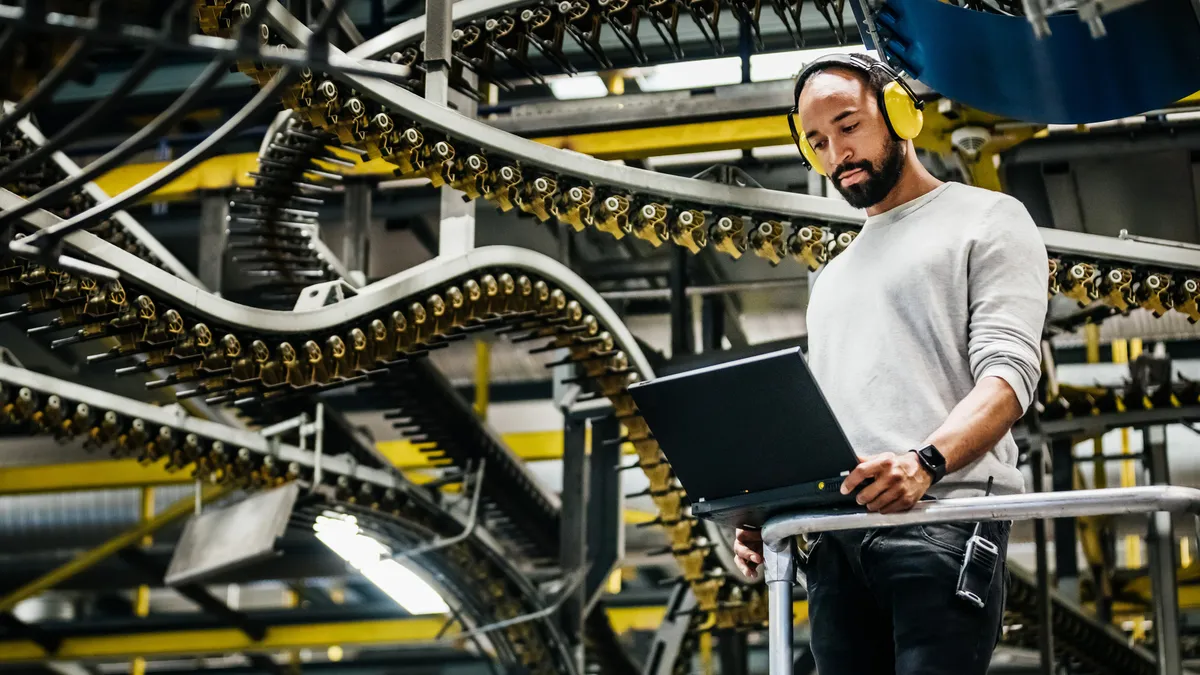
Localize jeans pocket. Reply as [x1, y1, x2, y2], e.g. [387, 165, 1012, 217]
[917, 522, 975, 557]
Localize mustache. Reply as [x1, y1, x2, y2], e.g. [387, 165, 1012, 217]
[833, 161, 873, 182]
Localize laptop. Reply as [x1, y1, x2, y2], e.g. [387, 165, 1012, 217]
[626, 346, 866, 528]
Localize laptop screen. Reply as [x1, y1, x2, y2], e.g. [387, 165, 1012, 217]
[627, 347, 859, 502]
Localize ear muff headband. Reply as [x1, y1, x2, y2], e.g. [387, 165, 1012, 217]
[788, 54, 924, 176]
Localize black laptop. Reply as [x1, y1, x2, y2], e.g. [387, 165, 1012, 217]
[626, 346, 865, 528]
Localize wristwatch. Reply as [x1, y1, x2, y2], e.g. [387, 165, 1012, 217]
[911, 444, 947, 484]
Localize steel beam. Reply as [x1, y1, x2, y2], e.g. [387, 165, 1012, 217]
[1052, 438, 1080, 602]
[586, 414, 624, 610]
[198, 192, 230, 293]
[1144, 425, 1182, 675]
[0, 484, 231, 613]
[342, 179, 372, 284]
[560, 410, 588, 667]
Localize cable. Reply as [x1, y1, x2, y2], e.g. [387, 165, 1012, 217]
[0, 0, 192, 187]
[0, 0, 273, 230]
[6, 0, 350, 242]
[0, 24, 95, 141]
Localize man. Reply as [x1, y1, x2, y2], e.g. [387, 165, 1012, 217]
[733, 53, 1048, 674]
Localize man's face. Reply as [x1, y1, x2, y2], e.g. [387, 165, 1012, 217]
[797, 68, 905, 209]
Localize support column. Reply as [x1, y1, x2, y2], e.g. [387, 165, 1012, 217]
[765, 539, 795, 675]
[700, 295, 725, 352]
[1031, 443, 1055, 675]
[424, 0, 476, 258]
[342, 180, 371, 286]
[1051, 438, 1079, 602]
[560, 413, 588, 671]
[198, 192, 229, 293]
[717, 629, 749, 675]
[669, 247, 693, 358]
[1144, 425, 1181, 675]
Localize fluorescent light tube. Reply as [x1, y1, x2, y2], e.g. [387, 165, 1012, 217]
[314, 512, 450, 616]
[548, 74, 609, 100]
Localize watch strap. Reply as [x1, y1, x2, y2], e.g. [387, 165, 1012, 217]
[912, 444, 947, 484]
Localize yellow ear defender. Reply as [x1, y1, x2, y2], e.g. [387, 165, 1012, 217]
[787, 53, 924, 176]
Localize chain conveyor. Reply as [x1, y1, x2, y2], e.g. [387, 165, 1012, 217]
[2, 4, 1199, 672]
[0, 362, 579, 675]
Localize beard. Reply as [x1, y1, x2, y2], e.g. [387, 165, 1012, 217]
[830, 137, 905, 209]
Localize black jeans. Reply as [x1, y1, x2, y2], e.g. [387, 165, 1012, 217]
[801, 520, 1010, 675]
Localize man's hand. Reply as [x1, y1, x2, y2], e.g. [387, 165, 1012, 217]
[840, 451, 932, 513]
[733, 527, 763, 579]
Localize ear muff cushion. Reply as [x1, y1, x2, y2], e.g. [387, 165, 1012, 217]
[881, 80, 923, 140]
[797, 130, 827, 176]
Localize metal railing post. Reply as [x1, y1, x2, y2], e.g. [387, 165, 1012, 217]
[764, 538, 795, 675]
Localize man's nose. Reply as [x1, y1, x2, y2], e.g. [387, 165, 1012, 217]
[826, 139, 852, 172]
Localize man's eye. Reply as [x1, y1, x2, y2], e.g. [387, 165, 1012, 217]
[843, 123, 858, 133]
[813, 140, 827, 150]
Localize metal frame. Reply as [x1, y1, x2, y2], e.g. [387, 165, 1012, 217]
[10, 114, 203, 288]
[0, 363, 405, 495]
[760, 486, 1200, 675]
[1, 188, 656, 377]
[0, 6, 412, 82]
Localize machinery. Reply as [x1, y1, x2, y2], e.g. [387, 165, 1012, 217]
[1, 2, 1200, 674]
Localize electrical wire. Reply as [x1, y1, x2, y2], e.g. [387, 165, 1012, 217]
[0, 22, 96, 141]
[5, 0, 352, 242]
[0, 0, 193, 187]
[0, 0, 273, 230]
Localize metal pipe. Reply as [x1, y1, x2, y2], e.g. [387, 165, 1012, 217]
[1031, 445, 1054, 675]
[764, 539, 795, 675]
[761, 486, 1200, 545]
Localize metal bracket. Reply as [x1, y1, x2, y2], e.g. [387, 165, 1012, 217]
[293, 278, 360, 310]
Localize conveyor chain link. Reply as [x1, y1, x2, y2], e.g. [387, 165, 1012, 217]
[1001, 565, 1156, 675]
[365, 0, 849, 93]
[200, 4, 1200, 331]
[373, 361, 561, 560]
[0, 363, 572, 675]
[0, 128, 165, 269]
[228, 118, 355, 309]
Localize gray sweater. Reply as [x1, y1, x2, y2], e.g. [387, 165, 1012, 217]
[806, 182, 1048, 498]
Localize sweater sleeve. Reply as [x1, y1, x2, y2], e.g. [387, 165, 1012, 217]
[967, 196, 1048, 412]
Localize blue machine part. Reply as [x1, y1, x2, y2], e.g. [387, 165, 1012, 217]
[848, 0, 1200, 123]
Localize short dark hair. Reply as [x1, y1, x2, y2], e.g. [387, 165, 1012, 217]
[793, 53, 891, 105]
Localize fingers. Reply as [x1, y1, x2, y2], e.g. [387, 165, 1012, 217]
[735, 528, 762, 544]
[733, 537, 763, 566]
[841, 452, 894, 494]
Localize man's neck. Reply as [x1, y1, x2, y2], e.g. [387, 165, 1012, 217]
[864, 154, 943, 217]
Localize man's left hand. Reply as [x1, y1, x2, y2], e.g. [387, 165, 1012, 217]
[840, 451, 933, 513]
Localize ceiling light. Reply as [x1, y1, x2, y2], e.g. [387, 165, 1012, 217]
[314, 512, 450, 615]
[633, 57, 742, 92]
[548, 74, 609, 100]
[750, 46, 879, 83]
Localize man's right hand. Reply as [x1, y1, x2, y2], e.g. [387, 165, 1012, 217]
[733, 528, 763, 580]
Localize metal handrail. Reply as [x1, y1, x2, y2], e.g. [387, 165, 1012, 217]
[760, 485, 1200, 675]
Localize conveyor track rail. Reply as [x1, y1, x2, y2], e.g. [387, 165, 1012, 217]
[0, 361, 578, 675]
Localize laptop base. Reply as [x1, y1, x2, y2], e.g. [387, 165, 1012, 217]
[691, 476, 866, 529]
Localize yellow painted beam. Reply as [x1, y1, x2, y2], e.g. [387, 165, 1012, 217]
[0, 459, 195, 495]
[92, 153, 260, 202]
[534, 115, 794, 160]
[0, 603, 809, 663]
